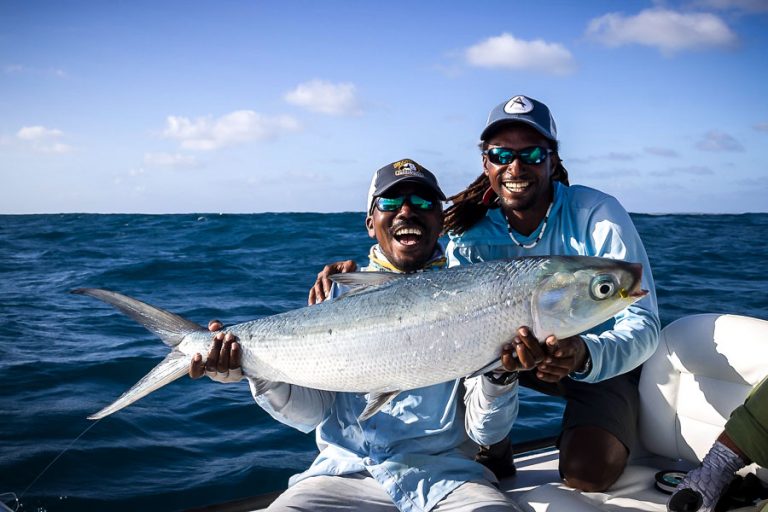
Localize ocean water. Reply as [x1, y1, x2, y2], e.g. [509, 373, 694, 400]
[1, 212, 766, 512]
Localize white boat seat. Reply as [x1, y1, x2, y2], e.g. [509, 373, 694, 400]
[506, 313, 768, 511]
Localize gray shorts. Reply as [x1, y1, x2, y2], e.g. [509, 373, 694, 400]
[518, 366, 641, 451]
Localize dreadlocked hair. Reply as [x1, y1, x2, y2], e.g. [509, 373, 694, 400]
[443, 173, 491, 236]
[443, 142, 570, 236]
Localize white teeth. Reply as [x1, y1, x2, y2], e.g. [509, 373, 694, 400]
[394, 227, 423, 236]
[503, 181, 531, 193]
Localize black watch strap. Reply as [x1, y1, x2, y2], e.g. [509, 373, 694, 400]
[484, 370, 519, 386]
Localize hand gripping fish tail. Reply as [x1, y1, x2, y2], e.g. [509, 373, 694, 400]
[71, 288, 208, 420]
[72, 256, 648, 422]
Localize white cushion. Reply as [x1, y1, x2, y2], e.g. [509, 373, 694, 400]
[509, 313, 768, 511]
[638, 314, 768, 463]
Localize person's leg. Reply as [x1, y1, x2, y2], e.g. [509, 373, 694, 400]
[475, 373, 562, 479]
[475, 438, 516, 479]
[557, 367, 641, 491]
[725, 375, 768, 466]
[558, 426, 629, 491]
[432, 480, 521, 512]
[267, 474, 396, 512]
[668, 376, 767, 512]
[478, 368, 640, 491]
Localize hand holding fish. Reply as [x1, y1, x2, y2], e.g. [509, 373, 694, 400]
[189, 321, 243, 383]
[499, 327, 589, 383]
[308, 260, 357, 305]
[539, 334, 589, 382]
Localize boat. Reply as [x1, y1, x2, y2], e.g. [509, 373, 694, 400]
[186, 312, 768, 512]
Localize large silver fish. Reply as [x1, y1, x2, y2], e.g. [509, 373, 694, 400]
[74, 256, 647, 421]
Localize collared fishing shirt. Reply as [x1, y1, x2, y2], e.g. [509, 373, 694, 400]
[446, 182, 660, 383]
[249, 244, 519, 512]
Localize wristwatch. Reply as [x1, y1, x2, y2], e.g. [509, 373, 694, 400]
[484, 370, 519, 386]
[572, 351, 592, 376]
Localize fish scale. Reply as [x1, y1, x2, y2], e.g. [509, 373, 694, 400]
[74, 255, 646, 420]
[226, 259, 546, 392]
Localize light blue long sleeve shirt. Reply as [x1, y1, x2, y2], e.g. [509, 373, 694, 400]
[446, 182, 660, 383]
[249, 251, 519, 512]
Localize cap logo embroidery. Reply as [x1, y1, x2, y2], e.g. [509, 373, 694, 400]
[503, 95, 533, 114]
[392, 160, 424, 177]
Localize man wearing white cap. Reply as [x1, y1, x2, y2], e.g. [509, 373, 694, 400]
[444, 95, 660, 491]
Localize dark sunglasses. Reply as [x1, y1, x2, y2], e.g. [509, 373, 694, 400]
[375, 194, 436, 212]
[483, 146, 552, 166]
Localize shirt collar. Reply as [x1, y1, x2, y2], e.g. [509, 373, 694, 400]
[366, 244, 447, 273]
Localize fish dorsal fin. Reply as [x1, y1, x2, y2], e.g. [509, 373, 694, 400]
[330, 272, 407, 299]
[88, 351, 190, 420]
[358, 390, 401, 421]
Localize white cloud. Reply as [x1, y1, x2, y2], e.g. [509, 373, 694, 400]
[143, 152, 200, 169]
[17, 126, 63, 141]
[603, 152, 636, 161]
[465, 33, 575, 75]
[567, 152, 637, 163]
[4, 64, 67, 78]
[283, 80, 362, 116]
[162, 110, 301, 151]
[644, 146, 680, 157]
[16, 125, 72, 153]
[692, 0, 768, 12]
[650, 165, 715, 176]
[695, 130, 744, 151]
[586, 9, 737, 54]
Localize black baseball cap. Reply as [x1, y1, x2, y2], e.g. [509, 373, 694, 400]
[480, 95, 558, 142]
[366, 159, 446, 213]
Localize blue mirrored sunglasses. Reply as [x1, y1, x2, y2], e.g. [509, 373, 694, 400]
[375, 194, 436, 212]
[483, 146, 552, 166]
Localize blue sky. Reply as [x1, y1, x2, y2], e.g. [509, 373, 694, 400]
[1, 0, 767, 214]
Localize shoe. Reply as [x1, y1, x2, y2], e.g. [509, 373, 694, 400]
[475, 437, 517, 479]
[668, 488, 704, 512]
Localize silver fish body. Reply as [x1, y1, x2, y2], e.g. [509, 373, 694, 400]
[75, 256, 646, 420]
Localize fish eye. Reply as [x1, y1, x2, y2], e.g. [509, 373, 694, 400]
[590, 275, 617, 300]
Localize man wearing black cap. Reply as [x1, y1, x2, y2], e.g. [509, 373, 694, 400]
[444, 95, 660, 492]
[195, 159, 522, 511]
[308, 158, 447, 302]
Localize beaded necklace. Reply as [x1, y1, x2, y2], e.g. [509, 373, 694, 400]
[507, 201, 553, 249]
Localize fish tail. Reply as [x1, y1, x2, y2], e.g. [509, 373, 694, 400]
[72, 288, 207, 420]
[72, 288, 204, 346]
[87, 352, 191, 420]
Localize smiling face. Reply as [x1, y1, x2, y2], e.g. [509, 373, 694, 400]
[483, 123, 559, 228]
[366, 183, 443, 272]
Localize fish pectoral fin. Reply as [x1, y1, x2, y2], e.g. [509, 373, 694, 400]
[249, 377, 280, 395]
[88, 351, 190, 420]
[465, 358, 503, 379]
[358, 390, 401, 421]
[331, 272, 407, 299]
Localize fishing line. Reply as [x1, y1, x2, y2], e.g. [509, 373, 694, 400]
[17, 418, 103, 502]
[0, 492, 19, 512]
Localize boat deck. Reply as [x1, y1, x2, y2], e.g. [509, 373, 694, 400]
[189, 445, 702, 512]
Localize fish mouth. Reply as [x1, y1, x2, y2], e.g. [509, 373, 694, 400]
[392, 224, 424, 247]
[624, 263, 646, 300]
[621, 288, 648, 299]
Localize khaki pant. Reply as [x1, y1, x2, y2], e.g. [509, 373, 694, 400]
[726, 375, 768, 466]
[266, 473, 520, 512]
